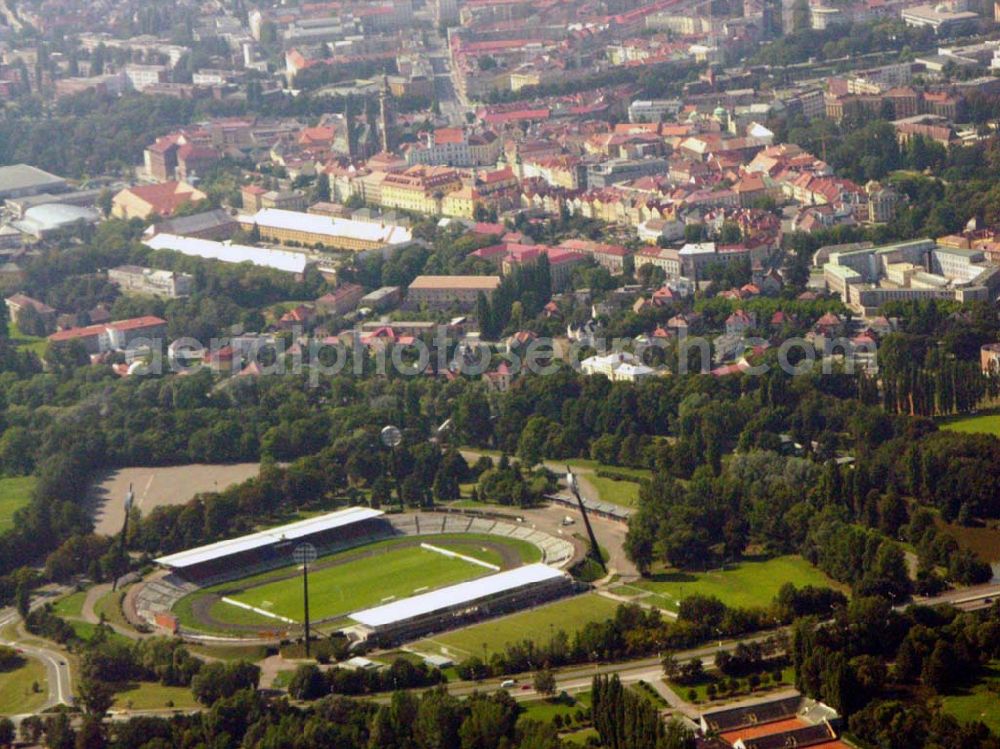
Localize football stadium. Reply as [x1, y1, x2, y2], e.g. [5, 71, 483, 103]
[133, 506, 578, 645]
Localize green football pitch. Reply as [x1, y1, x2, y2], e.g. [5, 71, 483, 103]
[228, 545, 488, 623]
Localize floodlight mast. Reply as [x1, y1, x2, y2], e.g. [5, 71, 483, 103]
[294, 543, 318, 657]
[566, 467, 606, 573]
[381, 425, 405, 511]
[112, 484, 134, 592]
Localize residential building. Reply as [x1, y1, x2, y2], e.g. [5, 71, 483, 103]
[379, 166, 463, 215]
[405, 128, 502, 168]
[5, 293, 56, 329]
[48, 316, 168, 354]
[112, 182, 207, 220]
[238, 208, 414, 253]
[407, 275, 501, 310]
[108, 265, 194, 298]
[315, 283, 365, 315]
[580, 352, 658, 382]
[125, 64, 168, 92]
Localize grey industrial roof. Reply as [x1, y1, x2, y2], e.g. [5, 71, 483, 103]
[0, 164, 67, 193]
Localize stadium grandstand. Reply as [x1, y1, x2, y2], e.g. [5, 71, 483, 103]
[154, 507, 390, 582]
[348, 563, 575, 644]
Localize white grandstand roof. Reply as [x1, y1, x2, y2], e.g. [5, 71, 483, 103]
[143, 233, 310, 274]
[350, 563, 566, 629]
[241, 208, 413, 246]
[154, 506, 384, 569]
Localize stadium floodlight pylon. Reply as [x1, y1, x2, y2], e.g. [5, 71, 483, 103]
[566, 467, 606, 574]
[293, 542, 318, 657]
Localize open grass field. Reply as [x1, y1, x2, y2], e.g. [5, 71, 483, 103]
[587, 475, 641, 507]
[940, 410, 1000, 437]
[620, 555, 843, 613]
[518, 691, 591, 725]
[941, 661, 1000, 735]
[113, 682, 198, 711]
[0, 476, 35, 533]
[0, 656, 48, 715]
[7, 321, 48, 357]
[413, 593, 623, 659]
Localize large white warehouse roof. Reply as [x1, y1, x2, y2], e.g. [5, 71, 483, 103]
[144, 233, 310, 274]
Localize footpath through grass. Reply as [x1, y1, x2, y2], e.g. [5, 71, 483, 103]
[0, 476, 35, 533]
[619, 555, 844, 613]
[413, 593, 622, 658]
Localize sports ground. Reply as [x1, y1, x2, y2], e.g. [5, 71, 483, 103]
[173, 533, 543, 633]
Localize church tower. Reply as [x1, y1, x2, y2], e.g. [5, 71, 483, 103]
[379, 75, 393, 154]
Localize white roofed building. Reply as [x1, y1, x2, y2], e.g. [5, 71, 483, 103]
[154, 507, 390, 581]
[144, 234, 312, 275]
[349, 563, 575, 644]
[238, 208, 414, 254]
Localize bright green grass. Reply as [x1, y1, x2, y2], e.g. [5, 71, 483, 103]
[0, 476, 35, 533]
[176, 534, 541, 631]
[7, 321, 48, 357]
[940, 410, 1000, 436]
[668, 665, 794, 703]
[414, 593, 623, 658]
[430, 536, 541, 567]
[563, 728, 599, 745]
[231, 545, 486, 622]
[113, 682, 198, 710]
[565, 459, 652, 481]
[518, 691, 591, 724]
[587, 475, 640, 507]
[941, 661, 1000, 734]
[627, 555, 844, 613]
[51, 590, 87, 619]
[0, 656, 48, 715]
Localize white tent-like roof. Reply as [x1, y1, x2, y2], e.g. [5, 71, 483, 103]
[154, 507, 384, 569]
[350, 563, 567, 629]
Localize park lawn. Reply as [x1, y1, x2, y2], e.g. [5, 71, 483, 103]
[518, 691, 591, 725]
[562, 728, 599, 746]
[51, 590, 87, 619]
[587, 475, 641, 507]
[565, 459, 652, 482]
[627, 555, 843, 613]
[113, 682, 198, 711]
[939, 410, 1000, 437]
[413, 593, 623, 659]
[941, 661, 1000, 735]
[0, 656, 48, 715]
[7, 320, 48, 357]
[93, 589, 132, 631]
[188, 644, 269, 663]
[232, 545, 487, 622]
[0, 476, 35, 533]
[669, 665, 795, 704]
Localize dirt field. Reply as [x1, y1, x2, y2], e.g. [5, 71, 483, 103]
[91, 464, 260, 535]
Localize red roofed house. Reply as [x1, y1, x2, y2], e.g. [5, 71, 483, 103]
[48, 316, 167, 354]
[557, 239, 630, 274]
[315, 283, 365, 316]
[112, 182, 207, 220]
